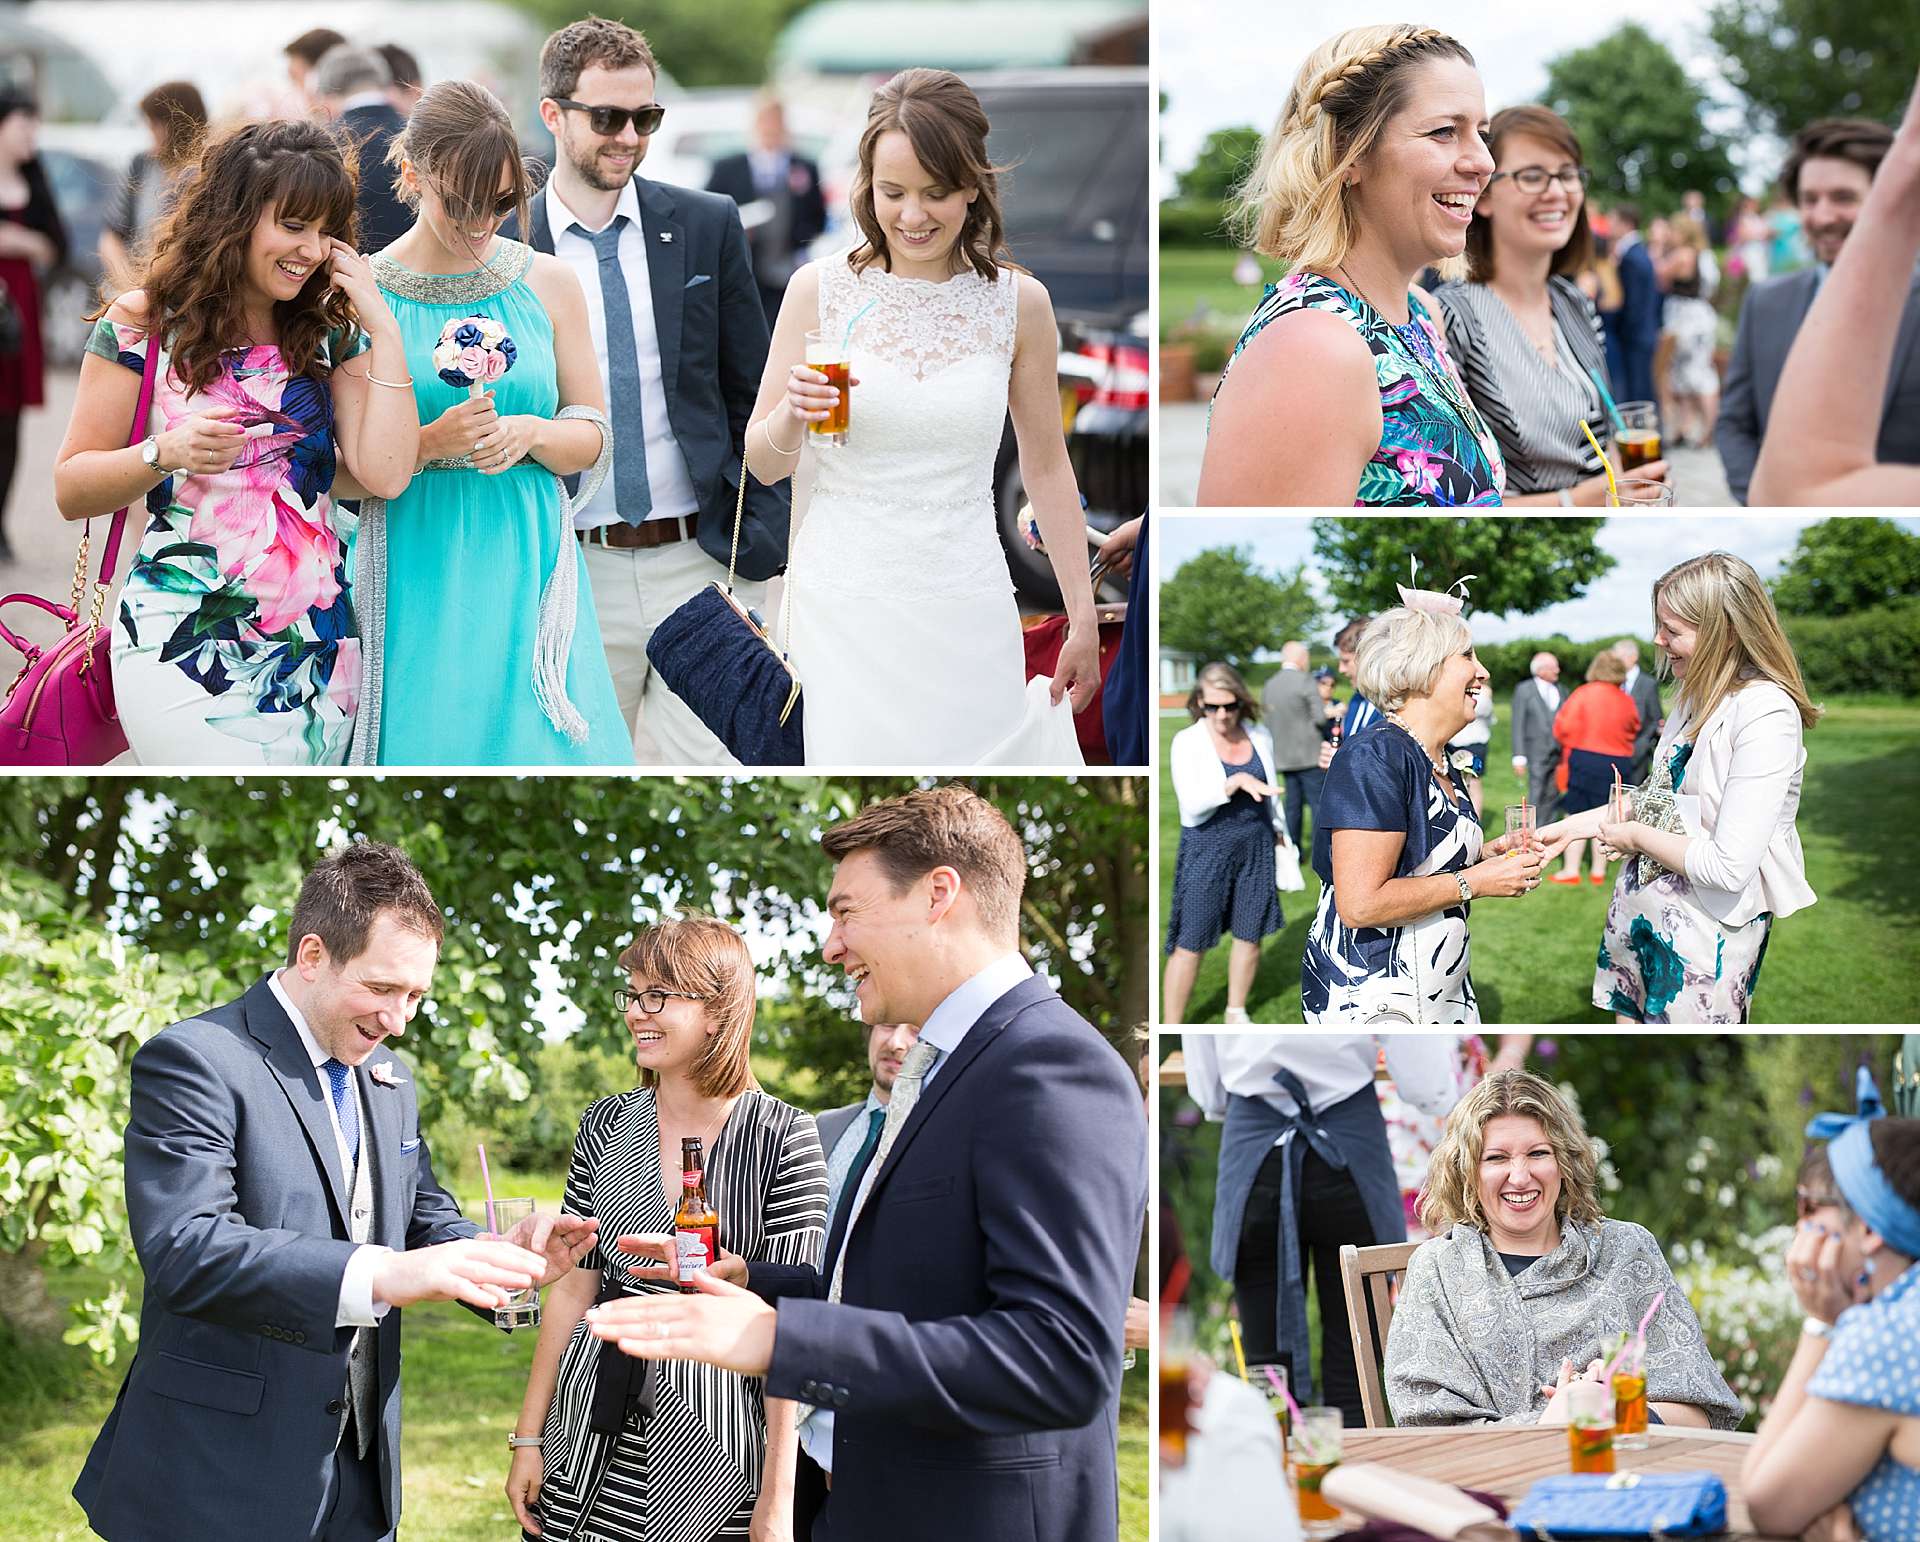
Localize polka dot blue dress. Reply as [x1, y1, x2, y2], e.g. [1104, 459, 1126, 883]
[1807, 1259, 1920, 1539]
[1164, 745, 1283, 956]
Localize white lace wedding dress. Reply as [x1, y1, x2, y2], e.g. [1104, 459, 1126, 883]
[787, 252, 1083, 766]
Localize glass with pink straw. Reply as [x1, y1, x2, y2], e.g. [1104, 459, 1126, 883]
[478, 1142, 541, 1331]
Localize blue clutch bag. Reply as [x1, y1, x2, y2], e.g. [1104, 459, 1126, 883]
[1509, 1472, 1727, 1538]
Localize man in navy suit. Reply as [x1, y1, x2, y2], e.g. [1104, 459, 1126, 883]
[593, 786, 1147, 1542]
[73, 843, 597, 1542]
[1602, 204, 1663, 405]
[524, 17, 786, 765]
[706, 96, 828, 327]
[312, 45, 410, 254]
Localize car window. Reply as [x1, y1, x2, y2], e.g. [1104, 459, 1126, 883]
[984, 95, 1143, 242]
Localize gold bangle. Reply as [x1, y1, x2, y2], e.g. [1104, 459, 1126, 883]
[365, 374, 415, 389]
[761, 416, 803, 457]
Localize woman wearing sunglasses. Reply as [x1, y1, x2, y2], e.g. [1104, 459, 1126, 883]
[1164, 662, 1287, 1025]
[1433, 106, 1670, 506]
[348, 79, 631, 765]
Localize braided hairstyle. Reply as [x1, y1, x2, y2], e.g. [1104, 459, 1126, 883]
[1235, 24, 1476, 277]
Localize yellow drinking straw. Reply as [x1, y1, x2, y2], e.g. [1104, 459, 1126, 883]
[1228, 1317, 1251, 1382]
[1579, 419, 1619, 506]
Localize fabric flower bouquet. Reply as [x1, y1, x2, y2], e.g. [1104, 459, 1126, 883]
[432, 315, 517, 398]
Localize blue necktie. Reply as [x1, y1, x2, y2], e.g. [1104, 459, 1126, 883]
[588, 218, 652, 525]
[825, 1107, 887, 1275]
[323, 1058, 359, 1167]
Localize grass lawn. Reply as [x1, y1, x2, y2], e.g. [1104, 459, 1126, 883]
[1160, 243, 1281, 335]
[3, 1162, 1147, 1542]
[1159, 694, 1920, 1024]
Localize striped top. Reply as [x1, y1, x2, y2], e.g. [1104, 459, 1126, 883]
[1434, 277, 1614, 496]
[537, 1087, 827, 1542]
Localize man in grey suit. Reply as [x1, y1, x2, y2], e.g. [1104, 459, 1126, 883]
[1614, 640, 1663, 784]
[74, 844, 597, 1542]
[1260, 641, 1329, 847]
[1510, 652, 1568, 821]
[1718, 117, 1920, 503]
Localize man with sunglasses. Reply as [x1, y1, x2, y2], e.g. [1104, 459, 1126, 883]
[526, 17, 786, 766]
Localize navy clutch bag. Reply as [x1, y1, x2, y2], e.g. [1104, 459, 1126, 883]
[1509, 1472, 1728, 1538]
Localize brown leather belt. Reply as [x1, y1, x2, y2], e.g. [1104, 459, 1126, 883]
[577, 513, 699, 551]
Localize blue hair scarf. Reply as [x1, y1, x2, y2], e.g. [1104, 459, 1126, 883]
[1807, 1067, 1920, 1260]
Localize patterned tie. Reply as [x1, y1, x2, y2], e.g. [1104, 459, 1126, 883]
[824, 1106, 887, 1277]
[322, 1058, 359, 1167]
[827, 1041, 939, 1305]
[588, 218, 652, 525]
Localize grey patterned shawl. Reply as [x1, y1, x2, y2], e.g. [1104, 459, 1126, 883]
[1384, 1218, 1743, 1429]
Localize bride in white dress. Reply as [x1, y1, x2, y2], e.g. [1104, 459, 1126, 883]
[742, 67, 1100, 766]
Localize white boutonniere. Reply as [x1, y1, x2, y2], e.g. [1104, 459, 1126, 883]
[368, 1062, 407, 1087]
[1450, 749, 1477, 774]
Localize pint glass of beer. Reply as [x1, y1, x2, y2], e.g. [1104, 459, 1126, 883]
[1611, 401, 1661, 472]
[804, 329, 851, 446]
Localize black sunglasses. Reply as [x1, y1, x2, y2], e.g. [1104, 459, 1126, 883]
[551, 99, 666, 137]
[1199, 701, 1239, 715]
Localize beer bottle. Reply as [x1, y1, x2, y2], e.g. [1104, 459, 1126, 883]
[674, 1136, 719, 1291]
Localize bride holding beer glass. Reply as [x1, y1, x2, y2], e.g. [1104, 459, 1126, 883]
[741, 67, 1101, 764]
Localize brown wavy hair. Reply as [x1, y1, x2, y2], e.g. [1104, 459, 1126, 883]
[109, 118, 359, 397]
[1418, 1069, 1605, 1237]
[618, 916, 760, 1100]
[849, 68, 1012, 283]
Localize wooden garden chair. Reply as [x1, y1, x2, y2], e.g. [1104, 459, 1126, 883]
[1339, 1239, 1421, 1429]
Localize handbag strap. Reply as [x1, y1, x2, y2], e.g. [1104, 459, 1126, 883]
[728, 426, 800, 659]
[69, 330, 163, 656]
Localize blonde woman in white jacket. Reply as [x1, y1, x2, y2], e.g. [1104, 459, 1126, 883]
[1537, 552, 1819, 1022]
[1164, 662, 1289, 1024]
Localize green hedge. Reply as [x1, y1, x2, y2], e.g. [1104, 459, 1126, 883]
[1159, 197, 1233, 247]
[1782, 599, 1920, 699]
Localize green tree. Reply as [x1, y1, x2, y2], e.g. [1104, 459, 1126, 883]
[1709, 0, 1913, 140]
[1310, 517, 1615, 619]
[1770, 517, 1920, 616]
[1543, 25, 1739, 213]
[1175, 125, 1263, 203]
[1158, 547, 1320, 669]
[508, 0, 812, 87]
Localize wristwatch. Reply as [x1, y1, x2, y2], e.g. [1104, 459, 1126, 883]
[139, 437, 166, 472]
[1802, 1316, 1834, 1340]
[1454, 872, 1473, 906]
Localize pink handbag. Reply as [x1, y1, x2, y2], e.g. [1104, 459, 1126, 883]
[0, 337, 160, 764]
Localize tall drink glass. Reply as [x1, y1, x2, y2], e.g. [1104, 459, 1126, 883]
[1291, 1406, 1344, 1538]
[1261, 1363, 1291, 1466]
[1612, 402, 1661, 472]
[1158, 1309, 1195, 1469]
[1566, 1380, 1616, 1474]
[804, 329, 850, 446]
[1607, 476, 1675, 508]
[1612, 1340, 1650, 1449]
[1504, 803, 1537, 848]
[487, 1197, 541, 1331]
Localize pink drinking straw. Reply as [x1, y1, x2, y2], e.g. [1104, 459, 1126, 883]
[1602, 1289, 1666, 1382]
[1262, 1364, 1305, 1426]
[477, 1143, 498, 1234]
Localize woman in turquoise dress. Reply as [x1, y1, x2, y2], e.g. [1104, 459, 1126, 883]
[348, 81, 630, 766]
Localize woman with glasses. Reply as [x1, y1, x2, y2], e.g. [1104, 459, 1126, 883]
[1164, 661, 1287, 1025]
[507, 916, 827, 1542]
[348, 79, 631, 766]
[1434, 106, 1671, 506]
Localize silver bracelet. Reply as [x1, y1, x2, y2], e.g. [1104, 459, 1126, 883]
[760, 416, 803, 457]
[1454, 871, 1473, 906]
[365, 373, 415, 389]
[507, 1434, 541, 1449]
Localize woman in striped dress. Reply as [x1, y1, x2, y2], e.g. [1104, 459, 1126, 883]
[507, 918, 827, 1542]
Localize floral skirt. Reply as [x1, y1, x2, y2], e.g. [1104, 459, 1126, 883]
[1593, 858, 1771, 1024]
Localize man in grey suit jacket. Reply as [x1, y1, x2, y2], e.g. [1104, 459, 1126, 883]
[1260, 642, 1329, 847]
[1510, 652, 1568, 821]
[1718, 117, 1920, 503]
[1615, 640, 1663, 783]
[74, 844, 595, 1542]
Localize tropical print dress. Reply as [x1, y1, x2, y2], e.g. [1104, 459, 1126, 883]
[1593, 739, 1773, 1023]
[1214, 271, 1505, 506]
[98, 319, 365, 764]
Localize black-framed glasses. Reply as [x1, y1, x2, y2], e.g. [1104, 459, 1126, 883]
[1489, 166, 1592, 196]
[551, 98, 666, 137]
[1199, 701, 1239, 715]
[615, 986, 707, 1015]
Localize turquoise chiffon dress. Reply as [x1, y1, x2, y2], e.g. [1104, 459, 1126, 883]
[349, 240, 631, 766]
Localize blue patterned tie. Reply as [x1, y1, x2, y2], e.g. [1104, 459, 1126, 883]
[323, 1058, 359, 1167]
[588, 218, 652, 525]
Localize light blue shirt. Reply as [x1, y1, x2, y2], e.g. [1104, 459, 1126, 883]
[799, 952, 1035, 1473]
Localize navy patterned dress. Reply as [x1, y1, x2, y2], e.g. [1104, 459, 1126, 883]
[1165, 745, 1282, 955]
[1303, 722, 1483, 1023]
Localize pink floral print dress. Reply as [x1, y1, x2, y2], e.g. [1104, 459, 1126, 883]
[94, 319, 367, 764]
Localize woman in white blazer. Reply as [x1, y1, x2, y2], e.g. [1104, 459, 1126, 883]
[1165, 662, 1288, 1024]
[1538, 552, 1819, 1022]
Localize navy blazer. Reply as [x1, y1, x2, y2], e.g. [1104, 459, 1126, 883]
[752, 975, 1146, 1542]
[523, 177, 790, 581]
[73, 977, 478, 1542]
[1604, 237, 1663, 404]
[338, 103, 410, 254]
[706, 150, 828, 270]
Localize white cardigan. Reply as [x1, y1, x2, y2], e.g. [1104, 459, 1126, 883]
[1171, 720, 1286, 832]
[1661, 679, 1816, 926]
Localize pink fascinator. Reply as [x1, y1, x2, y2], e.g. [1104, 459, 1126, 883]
[1396, 556, 1475, 616]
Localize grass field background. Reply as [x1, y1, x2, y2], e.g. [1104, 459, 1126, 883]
[4, 1161, 1147, 1541]
[1159, 244, 1279, 337]
[1158, 695, 1920, 1023]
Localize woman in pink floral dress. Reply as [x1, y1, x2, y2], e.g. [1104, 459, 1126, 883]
[53, 119, 416, 764]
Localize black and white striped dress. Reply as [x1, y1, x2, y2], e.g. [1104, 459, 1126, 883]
[1434, 277, 1614, 496]
[533, 1089, 827, 1542]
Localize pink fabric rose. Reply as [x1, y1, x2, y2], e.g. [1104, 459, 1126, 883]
[481, 349, 509, 381]
[456, 346, 487, 381]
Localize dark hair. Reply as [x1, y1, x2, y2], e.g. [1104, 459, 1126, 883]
[1466, 104, 1594, 283]
[1871, 1120, 1920, 1213]
[820, 784, 1026, 942]
[1186, 660, 1259, 723]
[1335, 615, 1374, 653]
[1781, 118, 1894, 203]
[386, 80, 535, 249]
[285, 27, 347, 68]
[1613, 202, 1641, 230]
[539, 15, 658, 102]
[376, 43, 422, 92]
[286, 842, 443, 967]
[139, 81, 208, 169]
[849, 68, 1012, 283]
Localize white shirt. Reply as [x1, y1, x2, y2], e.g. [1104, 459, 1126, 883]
[1623, 665, 1641, 696]
[1536, 676, 1562, 712]
[800, 952, 1034, 1474]
[544, 177, 699, 527]
[269, 971, 391, 1328]
[748, 148, 790, 196]
[1184, 1033, 1457, 1122]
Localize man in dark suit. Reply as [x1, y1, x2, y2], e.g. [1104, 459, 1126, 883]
[1260, 640, 1328, 847]
[313, 45, 410, 254]
[1614, 639, 1662, 784]
[1602, 205, 1662, 405]
[1510, 651, 1568, 822]
[73, 843, 595, 1542]
[1717, 118, 1920, 504]
[706, 97, 828, 328]
[589, 785, 1146, 1542]
[525, 17, 786, 764]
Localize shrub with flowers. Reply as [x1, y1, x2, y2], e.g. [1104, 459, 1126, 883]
[1670, 1223, 1803, 1427]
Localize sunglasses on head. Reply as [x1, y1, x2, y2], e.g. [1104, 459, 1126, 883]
[551, 99, 666, 138]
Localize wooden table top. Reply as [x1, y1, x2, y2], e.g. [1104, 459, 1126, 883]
[1335, 1425, 1791, 1540]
